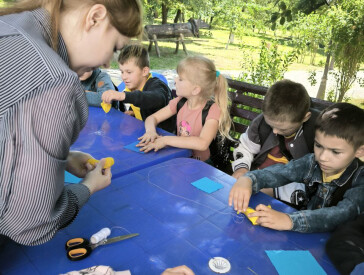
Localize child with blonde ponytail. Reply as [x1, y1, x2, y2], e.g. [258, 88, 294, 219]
[138, 55, 232, 162]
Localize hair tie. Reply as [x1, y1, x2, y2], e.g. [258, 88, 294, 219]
[216, 71, 220, 77]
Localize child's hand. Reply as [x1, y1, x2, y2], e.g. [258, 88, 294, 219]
[138, 131, 160, 145]
[161, 265, 195, 275]
[102, 90, 125, 103]
[250, 204, 293, 230]
[139, 137, 167, 153]
[232, 167, 249, 179]
[228, 177, 253, 213]
[124, 110, 135, 116]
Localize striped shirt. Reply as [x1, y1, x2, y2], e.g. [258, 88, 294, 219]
[0, 9, 90, 245]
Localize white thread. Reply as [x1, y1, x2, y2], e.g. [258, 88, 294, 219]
[90, 227, 111, 244]
[146, 160, 245, 222]
[90, 160, 245, 245]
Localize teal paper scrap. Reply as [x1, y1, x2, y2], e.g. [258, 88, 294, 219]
[266, 250, 326, 275]
[124, 141, 145, 154]
[65, 171, 82, 184]
[191, 177, 223, 194]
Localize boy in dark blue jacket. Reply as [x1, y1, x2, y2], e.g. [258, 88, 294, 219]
[229, 103, 364, 233]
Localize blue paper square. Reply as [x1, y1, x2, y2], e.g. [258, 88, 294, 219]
[124, 141, 145, 154]
[266, 250, 326, 275]
[64, 171, 82, 184]
[191, 177, 223, 194]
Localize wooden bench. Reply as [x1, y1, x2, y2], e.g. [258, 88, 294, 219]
[172, 78, 333, 174]
[227, 78, 333, 138]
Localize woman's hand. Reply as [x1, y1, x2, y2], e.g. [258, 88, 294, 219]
[66, 151, 93, 178]
[82, 158, 112, 195]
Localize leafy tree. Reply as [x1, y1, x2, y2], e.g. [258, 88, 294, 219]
[327, 0, 364, 102]
[289, 12, 330, 65]
[239, 40, 298, 86]
[270, 1, 293, 31]
[294, 0, 330, 15]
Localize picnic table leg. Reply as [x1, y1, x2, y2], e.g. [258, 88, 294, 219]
[175, 38, 180, 54]
[180, 34, 188, 55]
[148, 40, 153, 52]
[153, 34, 161, 58]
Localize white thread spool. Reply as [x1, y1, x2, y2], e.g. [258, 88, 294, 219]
[90, 228, 111, 244]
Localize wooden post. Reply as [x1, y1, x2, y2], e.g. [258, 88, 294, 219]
[152, 34, 161, 58]
[180, 34, 188, 55]
[175, 38, 180, 54]
[148, 40, 153, 52]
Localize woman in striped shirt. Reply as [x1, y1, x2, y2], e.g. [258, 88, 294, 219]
[0, 0, 142, 245]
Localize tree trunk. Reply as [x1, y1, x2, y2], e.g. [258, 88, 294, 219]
[182, 12, 185, 22]
[209, 16, 214, 29]
[316, 52, 331, 99]
[161, 3, 168, 24]
[174, 9, 182, 23]
[329, 54, 335, 70]
[229, 32, 235, 43]
[225, 29, 233, 49]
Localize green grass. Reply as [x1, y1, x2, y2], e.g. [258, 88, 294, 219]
[348, 98, 364, 108]
[113, 27, 328, 72]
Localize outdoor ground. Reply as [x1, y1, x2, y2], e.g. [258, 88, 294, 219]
[110, 27, 363, 105]
[107, 67, 364, 106]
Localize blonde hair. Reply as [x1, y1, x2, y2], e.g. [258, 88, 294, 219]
[0, 0, 143, 50]
[177, 56, 232, 140]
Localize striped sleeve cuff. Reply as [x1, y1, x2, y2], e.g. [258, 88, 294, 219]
[233, 163, 249, 172]
[64, 183, 90, 208]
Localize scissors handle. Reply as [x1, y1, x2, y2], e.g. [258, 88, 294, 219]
[67, 246, 92, 261]
[65, 237, 89, 250]
[65, 237, 93, 261]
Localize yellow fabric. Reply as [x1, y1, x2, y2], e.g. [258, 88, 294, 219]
[238, 205, 272, 225]
[101, 101, 111, 113]
[124, 73, 152, 121]
[284, 132, 296, 139]
[266, 154, 289, 164]
[322, 169, 345, 183]
[87, 157, 115, 169]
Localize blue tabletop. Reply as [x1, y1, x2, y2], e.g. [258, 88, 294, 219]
[71, 107, 191, 178]
[1, 158, 338, 275]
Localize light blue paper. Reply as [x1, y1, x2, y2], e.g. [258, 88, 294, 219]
[124, 141, 145, 154]
[266, 250, 326, 275]
[65, 171, 82, 184]
[191, 177, 223, 194]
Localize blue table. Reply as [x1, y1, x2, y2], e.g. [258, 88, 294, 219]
[71, 106, 190, 178]
[1, 158, 338, 275]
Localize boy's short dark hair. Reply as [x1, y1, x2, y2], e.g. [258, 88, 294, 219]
[262, 79, 311, 123]
[118, 44, 150, 69]
[315, 102, 364, 150]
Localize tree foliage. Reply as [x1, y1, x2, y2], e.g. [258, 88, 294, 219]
[327, 0, 364, 102]
[239, 40, 298, 86]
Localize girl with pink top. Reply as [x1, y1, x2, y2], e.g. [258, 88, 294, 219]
[138, 56, 231, 162]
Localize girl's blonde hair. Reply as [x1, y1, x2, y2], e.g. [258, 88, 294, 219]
[0, 0, 143, 50]
[177, 56, 232, 140]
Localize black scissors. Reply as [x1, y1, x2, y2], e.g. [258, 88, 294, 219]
[65, 233, 139, 261]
